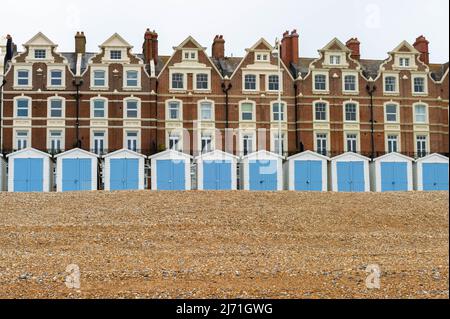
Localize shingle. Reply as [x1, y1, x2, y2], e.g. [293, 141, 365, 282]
[359, 59, 384, 80]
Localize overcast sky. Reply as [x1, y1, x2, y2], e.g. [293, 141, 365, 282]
[2, 0, 449, 62]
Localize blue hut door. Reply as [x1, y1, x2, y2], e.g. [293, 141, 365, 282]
[423, 163, 449, 191]
[249, 160, 278, 191]
[14, 158, 44, 192]
[203, 161, 232, 190]
[295, 160, 323, 191]
[110, 159, 139, 190]
[381, 162, 408, 192]
[62, 159, 92, 192]
[337, 161, 365, 192]
[157, 160, 186, 190]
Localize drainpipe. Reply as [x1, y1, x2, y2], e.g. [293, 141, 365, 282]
[73, 77, 83, 148]
[366, 79, 376, 160]
[221, 81, 232, 128]
[294, 82, 299, 152]
[0, 79, 5, 154]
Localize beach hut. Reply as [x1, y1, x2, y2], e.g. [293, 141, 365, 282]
[331, 152, 370, 192]
[103, 149, 146, 191]
[372, 152, 414, 192]
[55, 148, 99, 192]
[241, 150, 284, 191]
[149, 150, 192, 191]
[0, 154, 6, 191]
[285, 151, 329, 191]
[7, 148, 53, 192]
[195, 150, 238, 190]
[415, 153, 449, 191]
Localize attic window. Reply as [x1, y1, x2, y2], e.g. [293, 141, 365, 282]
[330, 55, 341, 65]
[110, 50, 122, 60]
[183, 50, 197, 61]
[256, 53, 269, 62]
[399, 57, 410, 67]
[34, 49, 46, 59]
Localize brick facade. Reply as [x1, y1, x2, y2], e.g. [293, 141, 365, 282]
[1, 30, 448, 159]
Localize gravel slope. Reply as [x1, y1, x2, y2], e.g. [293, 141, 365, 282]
[0, 191, 448, 299]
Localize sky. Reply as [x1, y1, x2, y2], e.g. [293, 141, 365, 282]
[1, 0, 449, 62]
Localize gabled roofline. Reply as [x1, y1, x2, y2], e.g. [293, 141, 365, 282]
[319, 37, 351, 53]
[156, 35, 224, 80]
[373, 152, 415, 162]
[99, 33, 133, 48]
[102, 148, 146, 159]
[416, 153, 449, 162]
[228, 37, 295, 82]
[6, 148, 51, 158]
[331, 152, 371, 162]
[287, 150, 330, 161]
[242, 150, 285, 160]
[54, 148, 99, 158]
[24, 32, 57, 47]
[148, 149, 193, 160]
[194, 150, 239, 161]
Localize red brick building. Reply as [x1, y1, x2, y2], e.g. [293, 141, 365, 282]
[1, 30, 448, 159]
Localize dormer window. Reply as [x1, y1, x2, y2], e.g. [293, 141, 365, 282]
[110, 50, 122, 60]
[183, 50, 197, 61]
[34, 49, 46, 59]
[255, 52, 269, 62]
[330, 55, 341, 65]
[399, 57, 410, 67]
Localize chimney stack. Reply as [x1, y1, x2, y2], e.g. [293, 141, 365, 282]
[75, 31, 86, 55]
[346, 38, 361, 60]
[413, 35, 430, 65]
[281, 30, 299, 67]
[212, 35, 225, 59]
[5, 34, 13, 62]
[143, 28, 158, 65]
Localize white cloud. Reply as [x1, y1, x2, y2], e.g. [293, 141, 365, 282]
[1, 0, 448, 62]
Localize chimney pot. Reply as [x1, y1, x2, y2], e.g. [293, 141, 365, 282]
[346, 37, 361, 60]
[143, 28, 158, 65]
[281, 29, 299, 67]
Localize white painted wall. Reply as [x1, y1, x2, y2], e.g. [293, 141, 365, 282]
[0, 155, 6, 191]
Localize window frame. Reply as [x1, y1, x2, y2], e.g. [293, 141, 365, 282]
[412, 75, 428, 95]
[312, 71, 329, 93]
[110, 50, 122, 60]
[123, 98, 141, 119]
[90, 67, 109, 89]
[413, 102, 428, 124]
[15, 67, 32, 88]
[383, 73, 400, 94]
[47, 97, 65, 118]
[384, 102, 400, 124]
[313, 101, 329, 122]
[123, 68, 141, 89]
[386, 134, 400, 153]
[90, 97, 108, 119]
[315, 132, 329, 156]
[240, 132, 256, 156]
[166, 99, 183, 121]
[14, 96, 32, 119]
[415, 134, 429, 158]
[239, 101, 256, 122]
[271, 131, 287, 155]
[243, 74, 258, 92]
[342, 71, 359, 94]
[170, 72, 185, 90]
[34, 49, 47, 59]
[198, 100, 215, 121]
[124, 130, 141, 152]
[195, 73, 210, 91]
[14, 129, 31, 151]
[271, 101, 287, 122]
[47, 129, 65, 153]
[343, 101, 359, 123]
[344, 132, 359, 153]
